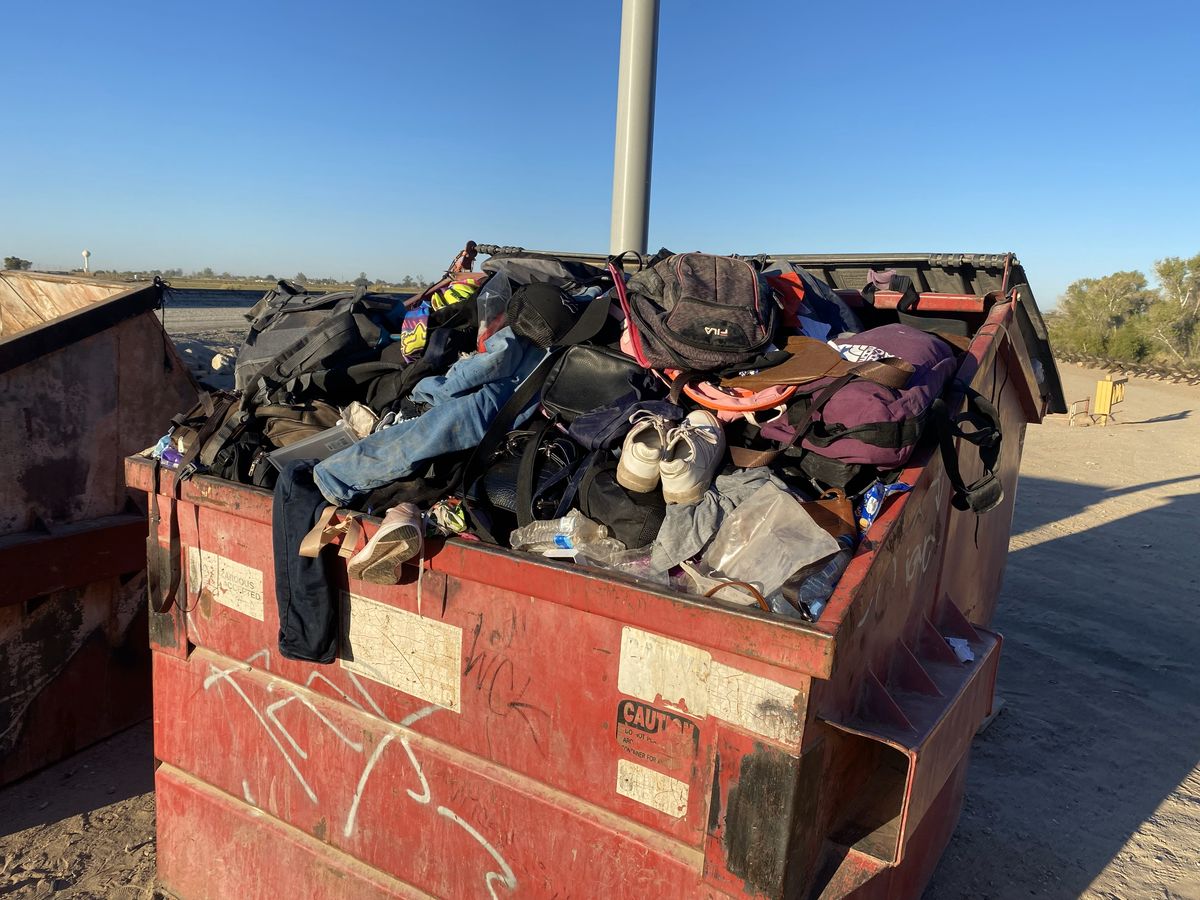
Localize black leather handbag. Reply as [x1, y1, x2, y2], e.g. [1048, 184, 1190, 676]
[477, 420, 580, 525]
[540, 344, 662, 423]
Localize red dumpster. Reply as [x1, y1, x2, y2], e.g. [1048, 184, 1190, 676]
[126, 252, 1062, 899]
[0, 272, 198, 785]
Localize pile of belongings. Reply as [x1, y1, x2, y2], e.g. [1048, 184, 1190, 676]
[151, 241, 1004, 664]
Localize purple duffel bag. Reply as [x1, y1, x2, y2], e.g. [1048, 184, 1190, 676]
[742, 324, 959, 469]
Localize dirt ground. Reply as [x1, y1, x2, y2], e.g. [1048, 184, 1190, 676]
[0, 358, 1197, 899]
[926, 363, 1200, 900]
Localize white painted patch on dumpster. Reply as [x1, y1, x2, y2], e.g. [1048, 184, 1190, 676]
[618, 627, 711, 717]
[615, 759, 689, 818]
[187, 547, 264, 620]
[340, 593, 462, 712]
[618, 627, 803, 744]
[708, 661, 803, 744]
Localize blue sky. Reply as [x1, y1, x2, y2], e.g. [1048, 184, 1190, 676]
[2, 0, 1197, 305]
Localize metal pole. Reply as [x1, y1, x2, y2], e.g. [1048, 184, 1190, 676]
[609, 0, 659, 256]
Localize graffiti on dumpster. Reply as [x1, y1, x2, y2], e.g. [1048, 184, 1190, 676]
[904, 469, 949, 586]
[464, 611, 551, 757]
[201, 649, 518, 899]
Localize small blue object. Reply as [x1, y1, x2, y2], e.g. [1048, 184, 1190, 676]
[856, 481, 913, 535]
[554, 535, 574, 549]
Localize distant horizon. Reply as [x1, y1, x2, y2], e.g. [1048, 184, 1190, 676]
[12, 264, 434, 286]
[11, 247, 1192, 310]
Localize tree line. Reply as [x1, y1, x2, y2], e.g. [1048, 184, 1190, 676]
[1049, 253, 1200, 364]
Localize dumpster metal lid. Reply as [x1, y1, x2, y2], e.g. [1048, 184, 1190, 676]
[0, 273, 163, 374]
[477, 245, 1067, 416]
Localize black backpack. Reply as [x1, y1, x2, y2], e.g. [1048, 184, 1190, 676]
[479, 246, 611, 290]
[617, 252, 778, 371]
[576, 455, 666, 550]
[169, 391, 251, 474]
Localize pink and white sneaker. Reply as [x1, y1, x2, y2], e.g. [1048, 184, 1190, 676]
[347, 503, 423, 584]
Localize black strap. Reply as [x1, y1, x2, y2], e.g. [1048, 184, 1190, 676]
[608, 250, 647, 273]
[146, 461, 168, 613]
[148, 391, 244, 614]
[667, 369, 707, 405]
[556, 288, 616, 348]
[727, 372, 856, 468]
[198, 406, 250, 469]
[554, 449, 602, 519]
[458, 352, 557, 499]
[862, 271, 920, 313]
[146, 458, 185, 615]
[514, 416, 556, 528]
[804, 410, 928, 452]
[932, 385, 1004, 514]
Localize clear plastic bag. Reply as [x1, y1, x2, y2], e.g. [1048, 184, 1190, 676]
[475, 273, 511, 352]
[581, 546, 669, 586]
[702, 482, 839, 597]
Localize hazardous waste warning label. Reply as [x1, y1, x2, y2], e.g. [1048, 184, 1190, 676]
[614, 699, 699, 772]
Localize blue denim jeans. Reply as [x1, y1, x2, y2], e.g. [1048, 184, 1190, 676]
[314, 328, 545, 506]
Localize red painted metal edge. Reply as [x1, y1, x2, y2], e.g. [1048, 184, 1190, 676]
[0, 513, 146, 606]
[127, 456, 836, 678]
[819, 627, 1001, 865]
[834, 290, 987, 313]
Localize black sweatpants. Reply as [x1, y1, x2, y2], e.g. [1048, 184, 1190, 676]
[273, 460, 339, 663]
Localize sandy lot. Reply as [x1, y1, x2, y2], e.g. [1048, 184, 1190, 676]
[926, 363, 1200, 900]
[0, 353, 1196, 899]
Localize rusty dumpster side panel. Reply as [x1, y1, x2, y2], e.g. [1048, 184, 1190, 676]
[0, 274, 198, 785]
[125, 288, 1050, 898]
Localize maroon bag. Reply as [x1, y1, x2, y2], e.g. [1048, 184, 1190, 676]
[731, 324, 1005, 512]
[801, 324, 959, 466]
[731, 324, 958, 469]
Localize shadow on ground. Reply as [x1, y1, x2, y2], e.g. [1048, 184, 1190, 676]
[0, 719, 154, 836]
[1120, 410, 1192, 425]
[926, 474, 1200, 898]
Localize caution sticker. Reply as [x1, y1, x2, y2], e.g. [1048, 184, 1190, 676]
[614, 699, 699, 772]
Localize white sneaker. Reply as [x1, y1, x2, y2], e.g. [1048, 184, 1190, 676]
[616, 411, 673, 493]
[660, 411, 725, 505]
[347, 503, 423, 584]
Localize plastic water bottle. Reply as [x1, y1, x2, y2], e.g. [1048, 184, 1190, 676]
[509, 511, 610, 553]
[770, 534, 856, 621]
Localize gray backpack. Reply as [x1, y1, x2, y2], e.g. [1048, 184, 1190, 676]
[236, 282, 394, 405]
[614, 252, 778, 371]
[235, 282, 365, 390]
